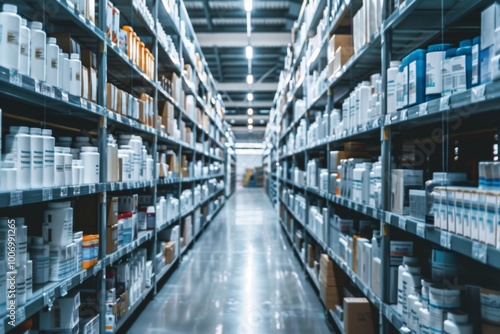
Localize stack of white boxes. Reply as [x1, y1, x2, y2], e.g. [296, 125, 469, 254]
[353, 0, 383, 54]
[39, 291, 81, 333]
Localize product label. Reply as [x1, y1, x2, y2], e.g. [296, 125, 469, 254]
[7, 30, 18, 45]
[403, 66, 408, 106]
[472, 44, 479, 85]
[35, 48, 45, 60]
[452, 55, 467, 93]
[442, 58, 453, 96]
[426, 52, 444, 94]
[76, 71, 81, 82]
[20, 43, 28, 56]
[481, 291, 500, 323]
[51, 58, 58, 69]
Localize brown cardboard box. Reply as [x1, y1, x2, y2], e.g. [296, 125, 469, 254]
[328, 34, 352, 62]
[118, 291, 129, 318]
[307, 244, 314, 268]
[167, 152, 178, 173]
[181, 168, 189, 178]
[333, 46, 354, 75]
[164, 241, 175, 264]
[81, 49, 97, 70]
[344, 298, 375, 334]
[483, 322, 500, 334]
[107, 197, 119, 226]
[89, 68, 97, 103]
[106, 224, 118, 254]
[320, 282, 340, 310]
[106, 83, 114, 111]
[51, 33, 80, 54]
[182, 217, 192, 247]
[81, 65, 89, 99]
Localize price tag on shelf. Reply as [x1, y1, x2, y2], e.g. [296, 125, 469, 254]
[472, 84, 486, 102]
[61, 91, 69, 102]
[440, 231, 452, 249]
[472, 242, 488, 264]
[41, 83, 54, 98]
[60, 280, 68, 296]
[42, 188, 53, 201]
[116, 114, 122, 122]
[118, 183, 123, 191]
[110, 183, 116, 191]
[60, 186, 68, 197]
[90, 103, 97, 113]
[93, 263, 101, 276]
[89, 184, 96, 194]
[9, 69, 22, 87]
[400, 109, 408, 121]
[398, 216, 406, 230]
[385, 115, 391, 126]
[416, 222, 426, 238]
[16, 307, 25, 325]
[80, 97, 87, 109]
[73, 185, 80, 196]
[10, 191, 23, 206]
[419, 102, 428, 116]
[80, 270, 87, 283]
[440, 95, 450, 111]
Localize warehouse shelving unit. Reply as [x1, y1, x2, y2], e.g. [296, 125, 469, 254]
[0, 0, 231, 333]
[268, 0, 500, 333]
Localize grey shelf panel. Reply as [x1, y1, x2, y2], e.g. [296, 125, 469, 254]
[106, 180, 155, 192]
[107, 110, 156, 137]
[0, 183, 104, 209]
[3, 260, 102, 331]
[114, 284, 154, 333]
[156, 256, 179, 284]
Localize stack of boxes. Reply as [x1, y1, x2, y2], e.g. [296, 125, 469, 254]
[352, 0, 383, 54]
[319, 254, 346, 310]
[106, 83, 155, 128]
[344, 298, 375, 334]
[328, 34, 353, 79]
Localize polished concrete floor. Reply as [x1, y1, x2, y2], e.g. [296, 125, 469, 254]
[127, 187, 333, 334]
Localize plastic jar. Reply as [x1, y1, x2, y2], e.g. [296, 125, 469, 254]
[19, 18, 30, 75]
[8, 126, 31, 190]
[15, 264, 26, 306]
[30, 128, 44, 189]
[80, 146, 100, 184]
[419, 303, 432, 334]
[25, 260, 32, 300]
[69, 53, 81, 96]
[0, 157, 16, 191]
[432, 249, 458, 282]
[401, 56, 410, 108]
[60, 52, 70, 90]
[42, 129, 55, 188]
[46, 37, 59, 87]
[14, 217, 28, 268]
[397, 256, 419, 315]
[480, 287, 500, 325]
[72, 160, 83, 185]
[444, 311, 473, 334]
[0, 4, 21, 70]
[442, 48, 457, 96]
[387, 60, 402, 113]
[29, 21, 46, 81]
[91, 235, 98, 265]
[122, 26, 135, 60]
[82, 235, 93, 269]
[426, 44, 453, 101]
[358, 81, 371, 130]
[407, 49, 426, 107]
[472, 37, 480, 87]
[62, 147, 72, 186]
[453, 40, 472, 94]
[28, 236, 49, 284]
[54, 146, 65, 186]
[429, 284, 461, 334]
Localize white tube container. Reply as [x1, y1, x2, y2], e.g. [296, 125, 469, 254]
[42, 129, 55, 188]
[19, 19, 30, 75]
[30, 128, 44, 189]
[419, 305, 432, 334]
[29, 21, 46, 81]
[407, 288, 422, 333]
[443, 311, 473, 334]
[8, 126, 31, 190]
[62, 147, 72, 186]
[387, 60, 401, 114]
[0, 4, 21, 70]
[80, 146, 100, 184]
[46, 37, 59, 87]
[54, 146, 65, 186]
[359, 81, 371, 130]
[118, 150, 131, 182]
[0, 158, 17, 191]
[69, 53, 81, 96]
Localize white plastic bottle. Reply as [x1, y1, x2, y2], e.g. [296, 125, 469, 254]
[443, 311, 473, 334]
[0, 156, 17, 191]
[402, 266, 422, 325]
[80, 146, 100, 184]
[407, 287, 422, 333]
[59, 52, 68, 90]
[19, 19, 30, 75]
[29, 21, 46, 81]
[0, 4, 21, 70]
[420, 304, 432, 334]
[397, 256, 419, 315]
[54, 147, 65, 186]
[62, 147, 72, 186]
[46, 37, 59, 87]
[69, 53, 81, 96]
[42, 129, 55, 188]
[30, 128, 44, 189]
[6, 126, 31, 190]
[387, 61, 401, 114]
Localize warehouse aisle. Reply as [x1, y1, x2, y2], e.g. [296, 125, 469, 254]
[127, 187, 333, 334]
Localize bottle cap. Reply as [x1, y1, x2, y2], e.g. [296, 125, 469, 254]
[47, 37, 57, 45]
[42, 129, 52, 136]
[30, 128, 42, 135]
[3, 4, 17, 13]
[70, 53, 80, 60]
[30, 21, 43, 30]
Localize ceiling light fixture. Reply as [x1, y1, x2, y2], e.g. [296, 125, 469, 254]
[247, 92, 254, 101]
[244, 0, 253, 12]
[247, 108, 254, 116]
[246, 74, 254, 85]
[245, 45, 253, 60]
[248, 124, 253, 130]
[247, 118, 254, 125]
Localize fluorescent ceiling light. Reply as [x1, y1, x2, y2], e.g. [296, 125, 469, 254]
[247, 108, 254, 115]
[244, 0, 253, 12]
[247, 92, 254, 101]
[245, 45, 253, 59]
[248, 124, 253, 130]
[247, 118, 254, 124]
[246, 74, 254, 85]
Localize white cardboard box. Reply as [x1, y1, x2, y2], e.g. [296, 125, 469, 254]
[391, 169, 423, 215]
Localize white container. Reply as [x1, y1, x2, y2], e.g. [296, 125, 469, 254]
[118, 150, 131, 182]
[15, 265, 26, 306]
[42, 129, 55, 188]
[30, 21, 46, 81]
[420, 305, 432, 334]
[54, 147, 65, 186]
[443, 311, 473, 334]
[387, 61, 401, 114]
[26, 260, 33, 300]
[46, 37, 59, 87]
[397, 256, 419, 315]
[80, 146, 100, 184]
[429, 284, 461, 334]
[396, 68, 404, 110]
[69, 53, 81, 96]
[30, 128, 44, 189]
[72, 160, 83, 185]
[29, 236, 50, 284]
[62, 147, 72, 186]
[19, 19, 30, 75]
[402, 265, 422, 324]
[426, 46, 449, 96]
[7, 126, 31, 190]
[59, 52, 69, 90]
[358, 81, 371, 130]
[15, 218, 27, 268]
[408, 289, 422, 333]
[0, 158, 16, 191]
[43, 201, 73, 246]
[0, 4, 21, 70]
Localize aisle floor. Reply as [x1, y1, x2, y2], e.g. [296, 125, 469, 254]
[127, 187, 333, 334]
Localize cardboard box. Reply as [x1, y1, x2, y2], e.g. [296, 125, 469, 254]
[307, 244, 314, 268]
[51, 33, 80, 54]
[332, 46, 354, 76]
[391, 169, 423, 215]
[344, 298, 375, 334]
[107, 197, 118, 226]
[106, 224, 118, 254]
[40, 291, 81, 330]
[328, 34, 352, 62]
[164, 241, 175, 264]
[89, 68, 97, 103]
[320, 282, 340, 310]
[81, 50, 97, 70]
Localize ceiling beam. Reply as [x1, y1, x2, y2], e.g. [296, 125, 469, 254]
[216, 82, 277, 92]
[197, 32, 290, 47]
[224, 101, 274, 108]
